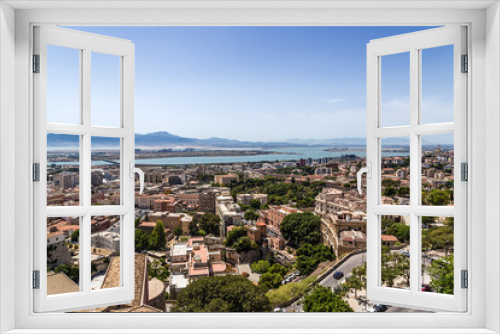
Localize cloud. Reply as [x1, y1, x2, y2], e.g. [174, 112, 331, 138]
[327, 98, 344, 104]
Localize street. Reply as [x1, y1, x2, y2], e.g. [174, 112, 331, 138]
[285, 252, 366, 312]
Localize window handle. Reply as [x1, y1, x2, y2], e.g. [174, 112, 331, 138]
[357, 162, 371, 195]
[130, 162, 144, 194]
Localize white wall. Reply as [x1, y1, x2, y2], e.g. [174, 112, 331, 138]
[485, 3, 500, 333]
[0, 2, 16, 333]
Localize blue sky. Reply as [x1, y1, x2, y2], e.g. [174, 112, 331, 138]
[48, 26, 453, 142]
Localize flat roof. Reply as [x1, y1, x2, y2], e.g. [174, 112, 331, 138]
[172, 243, 187, 256]
[171, 274, 189, 289]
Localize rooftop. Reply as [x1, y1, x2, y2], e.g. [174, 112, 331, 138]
[47, 272, 79, 295]
[171, 274, 189, 289]
[171, 243, 187, 257]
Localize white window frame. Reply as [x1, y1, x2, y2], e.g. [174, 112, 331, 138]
[1, 1, 499, 333]
[33, 25, 136, 312]
[365, 26, 467, 312]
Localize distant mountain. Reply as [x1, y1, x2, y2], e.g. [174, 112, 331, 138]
[47, 131, 376, 148]
[47, 131, 264, 148]
[285, 137, 367, 146]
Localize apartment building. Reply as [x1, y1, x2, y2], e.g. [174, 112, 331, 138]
[236, 193, 268, 206]
[52, 172, 78, 189]
[259, 205, 302, 230]
[215, 195, 243, 237]
[91, 231, 120, 252]
[214, 174, 238, 185]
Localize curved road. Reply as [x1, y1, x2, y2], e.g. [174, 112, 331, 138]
[285, 252, 366, 312]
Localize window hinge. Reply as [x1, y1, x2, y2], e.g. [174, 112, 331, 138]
[461, 270, 468, 289]
[33, 54, 40, 73]
[461, 162, 468, 181]
[33, 270, 40, 289]
[33, 163, 40, 182]
[461, 54, 468, 73]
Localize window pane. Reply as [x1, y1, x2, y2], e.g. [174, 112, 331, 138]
[47, 45, 81, 124]
[91, 137, 121, 206]
[421, 133, 454, 206]
[47, 134, 80, 206]
[47, 216, 80, 295]
[381, 52, 410, 127]
[380, 215, 410, 290]
[91, 215, 121, 291]
[421, 216, 454, 295]
[381, 137, 410, 205]
[421, 45, 454, 124]
[91, 52, 121, 127]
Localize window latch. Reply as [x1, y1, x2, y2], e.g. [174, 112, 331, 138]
[357, 162, 371, 195]
[130, 162, 144, 194]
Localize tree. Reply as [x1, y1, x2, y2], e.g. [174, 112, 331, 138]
[422, 225, 454, 255]
[70, 229, 79, 243]
[259, 272, 283, 290]
[171, 275, 271, 312]
[233, 236, 257, 253]
[304, 286, 353, 312]
[173, 226, 182, 238]
[148, 259, 170, 281]
[244, 210, 259, 221]
[381, 245, 409, 288]
[428, 255, 454, 294]
[197, 212, 221, 236]
[280, 212, 321, 247]
[386, 223, 410, 242]
[382, 186, 397, 197]
[296, 243, 335, 276]
[250, 260, 270, 274]
[188, 219, 198, 235]
[345, 263, 367, 299]
[225, 226, 247, 247]
[151, 220, 166, 250]
[425, 189, 451, 206]
[422, 216, 436, 225]
[396, 186, 410, 197]
[268, 263, 287, 276]
[135, 229, 152, 251]
[249, 199, 261, 209]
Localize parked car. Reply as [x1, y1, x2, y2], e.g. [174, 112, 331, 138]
[273, 307, 286, 312]
[421, 284, 432, 292]
[367, 304, 388, 312]
[333, 271, 344, 280]
[400, 250, 410, 257]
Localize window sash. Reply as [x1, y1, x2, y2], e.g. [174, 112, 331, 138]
[33, 25, 136, 313]
[366, 26, 468, 312]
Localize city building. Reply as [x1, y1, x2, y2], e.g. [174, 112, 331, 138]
[236, 193, 268, 206]
[91, 231, 120, 252]
[215, 195, 243, 237]
[52, 172, 77, 189]
[214, 174, 238, 185]
[258, 205, 302, 230]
